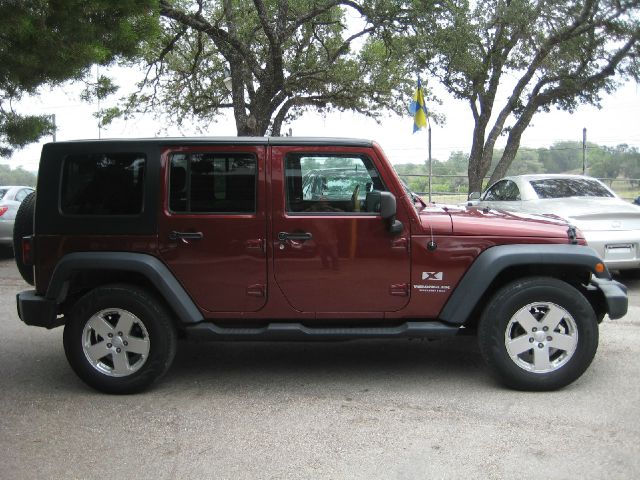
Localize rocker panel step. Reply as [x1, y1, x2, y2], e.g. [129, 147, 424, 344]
[185, 321, 459, 341]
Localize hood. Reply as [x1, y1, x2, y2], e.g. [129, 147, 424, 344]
[420, 205, 579, 239]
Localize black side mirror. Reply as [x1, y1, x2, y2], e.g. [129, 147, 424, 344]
[366, 191, 403, 234]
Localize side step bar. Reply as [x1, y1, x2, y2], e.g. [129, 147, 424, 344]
[185, 321, 460, 341]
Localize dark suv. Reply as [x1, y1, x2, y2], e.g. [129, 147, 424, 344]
[15, 137, 627, 393]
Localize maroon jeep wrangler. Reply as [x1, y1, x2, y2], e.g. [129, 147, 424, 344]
[15, 137, 627, 393]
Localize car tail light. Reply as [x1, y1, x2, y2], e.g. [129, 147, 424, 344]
[0, 206, 7, 216]
[22, 237, 33, 266]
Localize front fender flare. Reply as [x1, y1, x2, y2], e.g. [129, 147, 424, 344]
[438, 244, 610, 325]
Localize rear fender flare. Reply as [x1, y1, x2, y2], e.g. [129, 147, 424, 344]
[46, 252, 203, 324]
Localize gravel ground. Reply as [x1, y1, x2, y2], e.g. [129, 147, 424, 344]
[1, 247, 639, 479]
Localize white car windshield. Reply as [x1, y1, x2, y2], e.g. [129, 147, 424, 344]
[530, 178, 614, 199]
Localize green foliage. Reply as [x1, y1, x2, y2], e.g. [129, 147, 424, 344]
[409, 0, 640, 193]
[0, 0, 159, 156]
[0, 164, 37, 186]
[0, 113, 54, 156]
[395, 142, 640, 195]
[124, 0, 417, 135]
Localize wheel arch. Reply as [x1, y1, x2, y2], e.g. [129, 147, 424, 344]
[47, 252, 203, 325]
[439, 244, 609, 327]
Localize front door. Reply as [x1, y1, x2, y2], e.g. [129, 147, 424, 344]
[271, 146, 411, 314]
[159, 145, 267, 312]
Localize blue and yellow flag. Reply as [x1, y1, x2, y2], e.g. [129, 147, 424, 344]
[408, 79, 428, 133]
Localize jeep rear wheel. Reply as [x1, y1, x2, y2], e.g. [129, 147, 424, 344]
[478, 277, 598, 391]
[63, 284, 177, 394]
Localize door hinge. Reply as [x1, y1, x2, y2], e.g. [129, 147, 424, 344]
[246, 284, 266, 297]
[389, 283, 409, 296]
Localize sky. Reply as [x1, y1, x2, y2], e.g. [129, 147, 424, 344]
[3, 65, 640, 172]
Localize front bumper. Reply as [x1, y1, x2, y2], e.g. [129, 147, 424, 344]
[590, 277, 628, 320]
[16, 290, 63, 329]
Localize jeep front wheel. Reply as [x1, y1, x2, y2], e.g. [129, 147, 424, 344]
[63, 284, 177, 394]
[478, 277, 599, 391]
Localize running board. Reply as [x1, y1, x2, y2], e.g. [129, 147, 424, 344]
[185, 321, 459, 341]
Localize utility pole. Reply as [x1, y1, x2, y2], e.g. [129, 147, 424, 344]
[428, 121, 432, 203]
[51, 114, 56, 142]
[582, 127, 587, 175]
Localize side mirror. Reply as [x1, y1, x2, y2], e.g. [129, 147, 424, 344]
[366, 191, 403, 234]
[468, 192, 481, 201]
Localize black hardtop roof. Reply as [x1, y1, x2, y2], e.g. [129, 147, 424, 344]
[44, 136, 374, 148]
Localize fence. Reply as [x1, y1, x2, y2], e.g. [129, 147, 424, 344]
[397, 174, 640, 204]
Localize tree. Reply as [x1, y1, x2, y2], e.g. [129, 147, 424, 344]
[117, 0, 416, 136]
[412, 0, 640, 193]
[0, 0, 158, 157]
[0, 164, 36, 186]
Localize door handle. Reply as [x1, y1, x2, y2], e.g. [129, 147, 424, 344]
[278, 231, 313, 242]
[169, 231, 204, 243]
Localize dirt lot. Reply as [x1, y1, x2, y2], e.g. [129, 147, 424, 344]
[1, 247, 639, 479]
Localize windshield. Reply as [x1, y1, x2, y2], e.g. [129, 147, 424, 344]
[530, 178, 614, 199]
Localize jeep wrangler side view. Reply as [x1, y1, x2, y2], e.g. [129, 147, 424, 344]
[15, 137, 627, 393]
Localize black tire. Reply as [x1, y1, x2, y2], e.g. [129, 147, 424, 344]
[13, 191, 35, 285]
[63, 284, 177, 394]
[478, 277, 599, 391]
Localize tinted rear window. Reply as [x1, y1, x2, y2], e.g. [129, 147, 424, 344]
[0, 188, 6, 201]
[61, 153, 146, 215]
[169, 152, 256, 214]
[530, 178, 613, 199]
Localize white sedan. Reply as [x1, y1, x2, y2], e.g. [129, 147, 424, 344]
[0, 186, 35, 246]
[468, 174, 640, 272]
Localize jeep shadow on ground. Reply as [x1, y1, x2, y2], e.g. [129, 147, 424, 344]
[162, 336, 489, 394]
[0, 245, 14, 259]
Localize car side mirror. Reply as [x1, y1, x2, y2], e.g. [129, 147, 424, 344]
[366, 191, 403, 235]
[468, 192, 481, 201]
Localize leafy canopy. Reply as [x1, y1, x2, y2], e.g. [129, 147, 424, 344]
[0, 0, 158, 156]
[410, 0, 640, 193]
[114, 0, 417, 136]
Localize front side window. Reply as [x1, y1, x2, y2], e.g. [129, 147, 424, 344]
[484, 180, 520, 201]
[286, 154, 385, 213]
[169, 152, 256, 214]
[61, 153, 146, 215]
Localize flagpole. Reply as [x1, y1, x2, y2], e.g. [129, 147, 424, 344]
[428, 119, 432, 203]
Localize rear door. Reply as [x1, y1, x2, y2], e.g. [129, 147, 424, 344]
[271, 146, 411, 314]
[159, 145, 267, 312]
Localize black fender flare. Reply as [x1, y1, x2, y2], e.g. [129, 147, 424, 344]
[438, 244, 610, 325]
[47, 252, 203, 324]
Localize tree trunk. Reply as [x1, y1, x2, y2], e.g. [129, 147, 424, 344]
[487, 104, 538, 184]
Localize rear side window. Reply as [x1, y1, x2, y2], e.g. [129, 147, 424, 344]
[530, 178, 614, 199]
[169, 152, 256, 214]
[61, 153, 146, 215]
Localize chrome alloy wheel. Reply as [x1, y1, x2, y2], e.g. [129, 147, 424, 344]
[504, 302, 578, 374]
[82, 309, 150, 377]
